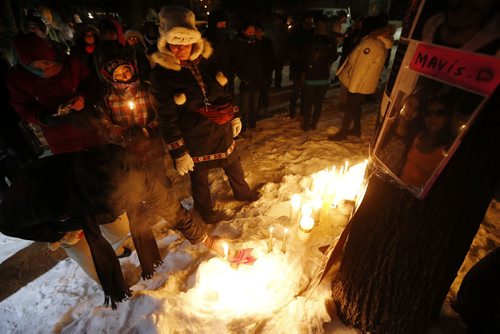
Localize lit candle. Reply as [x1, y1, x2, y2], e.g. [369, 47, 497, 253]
[290, 194, 301, 225]
[268, 226, 274, 252]
[301, 205, 312, 219]
[128, 100, 135, 110]
[298, 216, 314, 241]
[223, 242, 229, 260]
[281, 228, 288, 253]
[344, 160, 349, 173]
[311, 197, 322, 222]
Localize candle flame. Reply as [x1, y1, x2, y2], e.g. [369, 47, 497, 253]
[291, 194, 301, 209]
[128, 100, 135, 110]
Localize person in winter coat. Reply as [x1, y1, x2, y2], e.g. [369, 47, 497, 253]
[7, 32, 103, 154]
[96, 57, 168, 186]
[0, 54, 42, 201]
[203, 10, 233, 89]
[71, 24, 103, 102]
[286, 15, 315, 119]
[265, 15, 288, 88]
[301, 18, 338, 131]
[0, 144, 223, 310]
[231, 21, 265, 131]
[150, 6, 258, 224]
[452, 247, 500, 333]
[255, 25, 276, 118]
[328, 17, 394, 141]
[124, 29, 152, 83]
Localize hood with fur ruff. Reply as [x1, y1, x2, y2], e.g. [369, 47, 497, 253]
[151, 37, 213, 71]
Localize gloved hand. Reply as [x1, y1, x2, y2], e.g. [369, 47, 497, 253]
[175, 154, 194, 176]
[231, 118, 242, 138]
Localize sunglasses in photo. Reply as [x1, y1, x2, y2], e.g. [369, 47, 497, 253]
[424, 108, 451, 117]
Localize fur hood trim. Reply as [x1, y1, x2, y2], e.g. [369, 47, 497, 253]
[152, 38, 213, 71]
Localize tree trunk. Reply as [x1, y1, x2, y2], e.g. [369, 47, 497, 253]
[332, 92, 499, 334]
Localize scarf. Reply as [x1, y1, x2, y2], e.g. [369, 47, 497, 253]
[82, 209, 162, 309]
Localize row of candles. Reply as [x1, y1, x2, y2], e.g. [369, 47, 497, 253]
[268, 160, 368, 251]
[220, 160, 367, 259]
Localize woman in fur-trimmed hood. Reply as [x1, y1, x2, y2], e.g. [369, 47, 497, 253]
[150, 6, 258, 224]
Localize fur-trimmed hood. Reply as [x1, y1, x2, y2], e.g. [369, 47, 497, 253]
[151, 37, 213, 71]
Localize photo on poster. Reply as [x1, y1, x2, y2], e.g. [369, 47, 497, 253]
[409, 0, 499, 56]
[374, 74, 484, 198]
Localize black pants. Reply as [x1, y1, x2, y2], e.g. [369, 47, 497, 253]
[302, 84, 329, 130]
[273, 57, 284, 87]
[240, 90, 260, 130]
[189, 157, 252, 216]
[289, 72, 305, 118]
[341, 91, 365, 133]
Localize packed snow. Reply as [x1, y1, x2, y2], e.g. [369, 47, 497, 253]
[0, 87, 498, 333]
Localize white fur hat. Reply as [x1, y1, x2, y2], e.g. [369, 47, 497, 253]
[158, 6, 201, 45]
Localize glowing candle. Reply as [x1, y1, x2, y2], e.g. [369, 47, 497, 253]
[298, 216, 314, 241]
[311, 197, 322, 222]
[223, 242, 229, 261]
[290, 194, 301, 224]
[301, 205, 312, 218]
[299, 216, 314, 232]
[268, 226, 274, 252]
[281, 228, 288, 253]
[128, 100, 135, 110]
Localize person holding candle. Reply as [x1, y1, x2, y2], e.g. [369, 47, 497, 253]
[150, 6, 260, 224]
[96, 57, 169, 187]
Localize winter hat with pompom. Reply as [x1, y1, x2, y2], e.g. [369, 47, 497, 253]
[158, 6, 201, 45]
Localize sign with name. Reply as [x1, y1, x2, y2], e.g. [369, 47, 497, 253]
[409, 44, 500, 95]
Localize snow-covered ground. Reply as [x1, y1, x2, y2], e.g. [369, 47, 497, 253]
[0, 87, 498, 333]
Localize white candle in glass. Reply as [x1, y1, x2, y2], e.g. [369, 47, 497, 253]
[290, 194, 301, 224]
[298, 216, 314, 241]
[301, 205, 312, 219]
[281, 228, 288, 253]
[268, 226, 274, 252]
[311, 197, 323, 222]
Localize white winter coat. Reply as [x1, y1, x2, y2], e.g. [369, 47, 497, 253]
[337, 27, 394, 94]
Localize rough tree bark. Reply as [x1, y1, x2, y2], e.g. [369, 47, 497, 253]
[331, 91, 499, 334]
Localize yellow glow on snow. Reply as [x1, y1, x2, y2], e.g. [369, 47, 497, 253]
[184, 247, 301, 318]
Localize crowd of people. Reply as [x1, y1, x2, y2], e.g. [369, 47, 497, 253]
[0, 4, 395, 308]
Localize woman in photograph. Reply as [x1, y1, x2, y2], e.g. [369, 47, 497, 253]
[400, 96, 456, 188]
[377, 93, 424, 176]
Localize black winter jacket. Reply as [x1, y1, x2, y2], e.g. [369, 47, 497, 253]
[231, 35, 264, 91]
[304, 34, 338, 81]
[150, 38, 238, 170]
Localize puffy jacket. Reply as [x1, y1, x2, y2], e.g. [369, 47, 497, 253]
[337, 26, 394, 94]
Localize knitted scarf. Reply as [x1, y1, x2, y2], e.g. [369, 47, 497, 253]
[82, 210, 162, 309]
